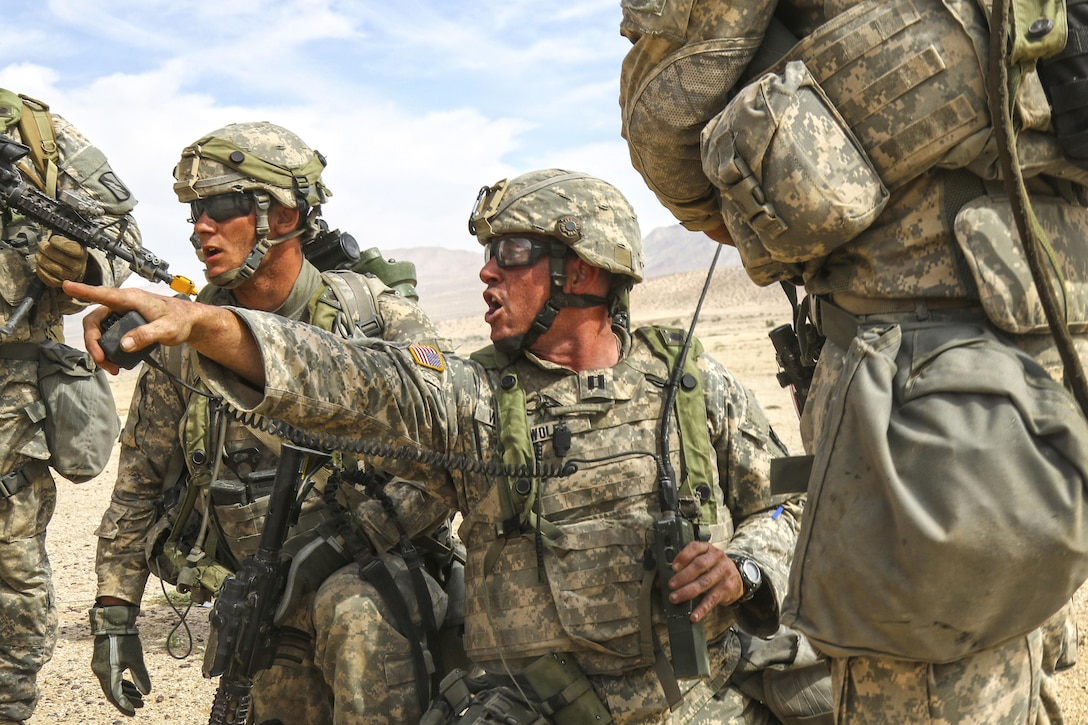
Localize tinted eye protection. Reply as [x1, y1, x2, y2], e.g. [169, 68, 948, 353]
[189, 193, 254, 223]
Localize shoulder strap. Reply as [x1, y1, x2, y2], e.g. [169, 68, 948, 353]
[468, 345, 563, 555]
[314, 270, 383, 338]
[636, 325, 718, 524]
[15, 95, 59, 198]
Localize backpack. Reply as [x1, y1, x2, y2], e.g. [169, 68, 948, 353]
[0, 90, 60, 196]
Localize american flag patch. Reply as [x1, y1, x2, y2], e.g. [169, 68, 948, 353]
[408, 344, 445, 372]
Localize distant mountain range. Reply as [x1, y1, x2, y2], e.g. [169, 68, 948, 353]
[389, 224, 741, 321]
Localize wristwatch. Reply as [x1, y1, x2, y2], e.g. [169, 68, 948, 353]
[728, 555, 763, 603]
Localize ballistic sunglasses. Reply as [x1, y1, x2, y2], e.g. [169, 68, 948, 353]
[484, 236, 566, 269]
[189, 193, 255, 223]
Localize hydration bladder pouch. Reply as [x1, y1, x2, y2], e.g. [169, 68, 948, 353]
[701, 60, 888, 281]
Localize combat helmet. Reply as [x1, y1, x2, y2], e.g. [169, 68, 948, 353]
[469, 169, 643, 352]
[174, 121, 331, 287]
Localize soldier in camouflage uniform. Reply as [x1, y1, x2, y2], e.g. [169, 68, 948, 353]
[617, 1, 1088, 722]
[70, 169, 832, 724]
[0, 89, 140, 725]
[89, 121, 458, 724]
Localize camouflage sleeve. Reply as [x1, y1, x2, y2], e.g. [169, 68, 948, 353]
[351, 478, 459, 554]
[196, 308, 473, 503]
[619, 0, 778, 231]
[373, 282, 452, 350]
[702, 353, 802, 635]
[51, 113, 142, 290]
[95, 349, 187, 604]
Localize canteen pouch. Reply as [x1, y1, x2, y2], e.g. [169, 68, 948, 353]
[37, 339, 120, 482]
[701, 61, 888, 276]
[522, 653, 613, 725]
[783, 318, 1088, 661]
[953, 194, 1088, 335]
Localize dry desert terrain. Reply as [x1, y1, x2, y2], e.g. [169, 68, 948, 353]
[29, 267, 1088, 723]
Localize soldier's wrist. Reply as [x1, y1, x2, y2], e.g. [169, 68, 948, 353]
[89, 603, 141, 635]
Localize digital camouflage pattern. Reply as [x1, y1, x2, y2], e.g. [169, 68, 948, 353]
[470, 169, 644, 281]
[619, 0, 782, 232]
[95, 259, 453, 724]
[700, 61, 888, 275]
[250, 553, 450, 725]
[0, 99, 139, 723]
[196, 306, 806, 724]
[172, 120, 330, 210]
[618, 1, 1088, 722]
[830, 632, 1043, 724]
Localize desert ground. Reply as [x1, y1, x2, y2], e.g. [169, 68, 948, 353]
[29, 267, 1088, 723]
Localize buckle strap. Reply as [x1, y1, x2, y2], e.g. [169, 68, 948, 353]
[0, 460, 45, 499]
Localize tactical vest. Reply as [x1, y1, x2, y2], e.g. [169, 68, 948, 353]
[462, 327, 732, 674]
[625, 0, 1086, 285]
[152, 270, 386, 589]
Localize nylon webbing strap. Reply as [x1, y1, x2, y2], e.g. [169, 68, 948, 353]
[0, 342, 39, 361]
[988, 0, 1088, 417]
[638, 327, 718, 524]
[16, 96, 59, 198]
[0, 460, 46, 499]
[358, 554, 431, 713]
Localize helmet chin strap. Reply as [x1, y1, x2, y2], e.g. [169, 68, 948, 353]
[203, 192, 306, 289]
[495, 251, 607, 355]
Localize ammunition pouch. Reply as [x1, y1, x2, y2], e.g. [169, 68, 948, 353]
[782, 0, 992, 191]
[701, 60, 887, 285]
[146, 509, 233, 605]
[701, 0, 996, 285]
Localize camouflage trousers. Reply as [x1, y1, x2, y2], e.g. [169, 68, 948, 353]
[829, 630, 1043, 724]
[0, 465, 57, 724]
[249, 552, 449, 725]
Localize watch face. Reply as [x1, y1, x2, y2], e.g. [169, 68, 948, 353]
[739, 559, 761, 586]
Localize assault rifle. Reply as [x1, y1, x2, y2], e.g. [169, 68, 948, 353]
[0, 137, 197, 336]
[204, 444, 331, 725]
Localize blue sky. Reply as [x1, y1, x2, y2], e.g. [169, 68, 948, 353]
[1, 0, 685, 285]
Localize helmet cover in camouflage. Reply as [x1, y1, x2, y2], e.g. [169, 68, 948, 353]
[173, 121, 330, 209]
[470, 169, 644, 283]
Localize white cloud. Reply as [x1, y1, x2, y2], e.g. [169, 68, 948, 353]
[2, 0, 683, 286]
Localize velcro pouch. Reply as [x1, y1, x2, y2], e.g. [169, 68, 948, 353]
[701, 61, 888, 269]
[953, 194, 1088, 334]
[37, 339, 120, 482]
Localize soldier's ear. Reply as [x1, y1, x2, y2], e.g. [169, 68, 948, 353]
[269, 203, 301, 236]
[566, 258, 607, 294]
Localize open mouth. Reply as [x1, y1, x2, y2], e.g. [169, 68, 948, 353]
[201, 244, 223, 264]
[483, 290, 503, 323]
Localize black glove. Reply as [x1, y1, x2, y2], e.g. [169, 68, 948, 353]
[35, 234, 88, 286]
[89, 604, 152, 716]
